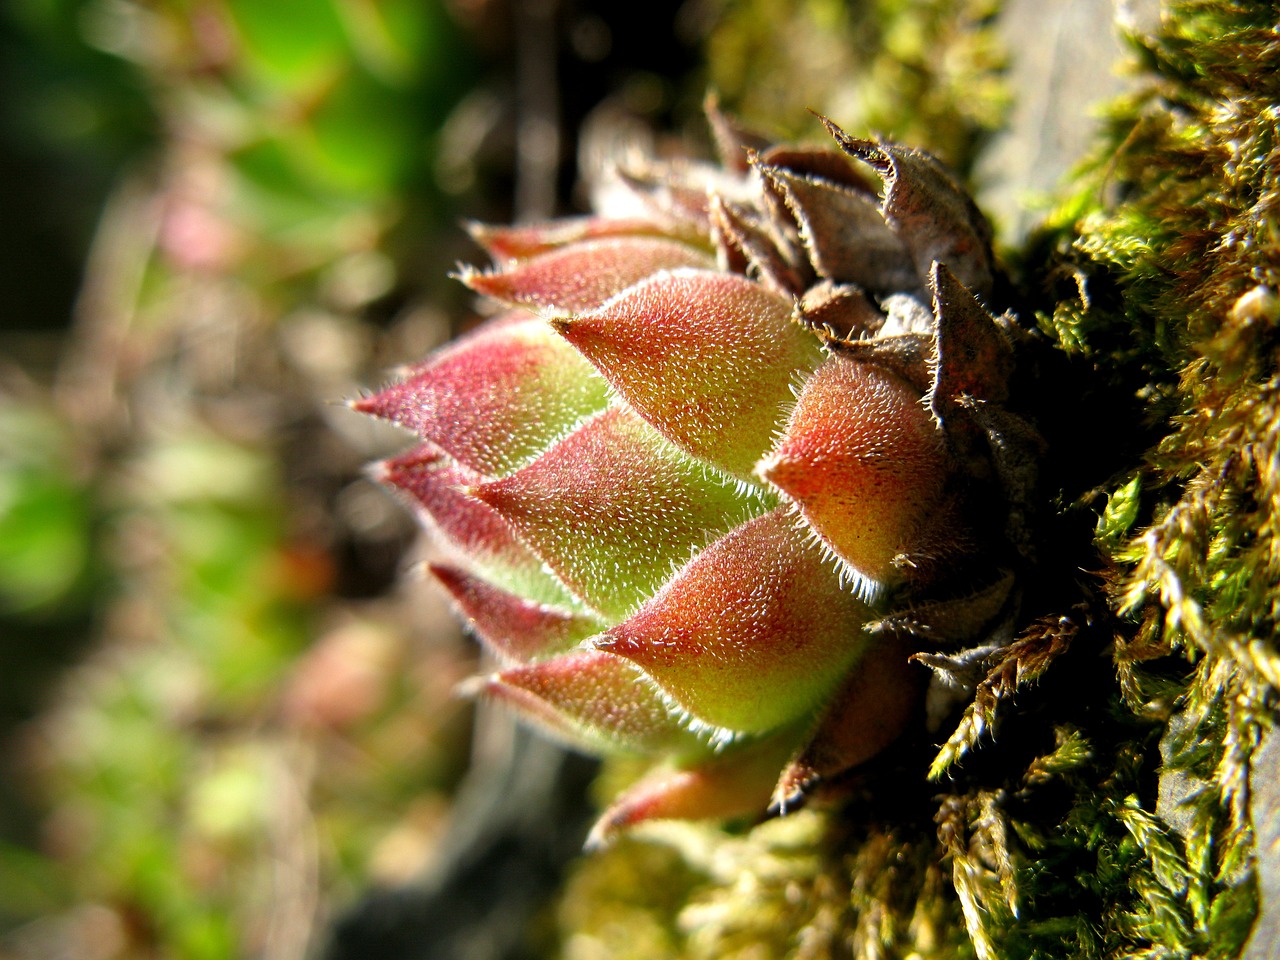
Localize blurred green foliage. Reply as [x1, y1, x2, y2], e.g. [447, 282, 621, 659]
[0, 403, 94, 614]
[0, 0, 485, 954]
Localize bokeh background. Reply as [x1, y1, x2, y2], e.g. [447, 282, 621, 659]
[0, 1, 1123, 957]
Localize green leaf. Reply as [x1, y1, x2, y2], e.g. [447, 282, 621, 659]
[1097, 475, 1143, 547]
[225, 0, 347, 92]
[0, 404, 91, 612]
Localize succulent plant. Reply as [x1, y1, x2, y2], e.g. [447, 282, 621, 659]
[356, 107, 1040, 845]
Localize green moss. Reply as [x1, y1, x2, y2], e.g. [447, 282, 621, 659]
[561, 812, 973, 960]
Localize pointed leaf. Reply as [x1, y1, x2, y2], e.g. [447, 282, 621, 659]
[772, 636, 924, 811]
[553, 270, 824, 479]
[355, 314, 610, 476]
[429, 563, 603, 663]
[757, 355, 950, 597]
[951, 399, 1044, 557]
[709, 197, 752, 277]
[761, 145, 875, 193]
[466, 216, 689, 261]
[587, 732, 798, 847]
[705, 92, 773, 173]
[470, 407, 768, 622]
[797, 281, 885, 341]
[709, 195, 807, 295]
[377, 445, 573, 606]
[896, 568, 1016, 643]
[825, 332, 934, 396]
[927, 261, 1014, 411]
[461, 237, 714, 313]
[465, 649, 703, 757]
[762, 164, 919, 293]
[749, 157, 812, 280]
[819, 117, 994, 294]
[593, 508, 871, 734]
[613, 162, 726, 232]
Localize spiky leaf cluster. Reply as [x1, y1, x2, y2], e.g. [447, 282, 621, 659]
[358, 108, 1039, 843]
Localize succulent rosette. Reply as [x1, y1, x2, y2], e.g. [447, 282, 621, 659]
[356, 109, 1037, 845]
